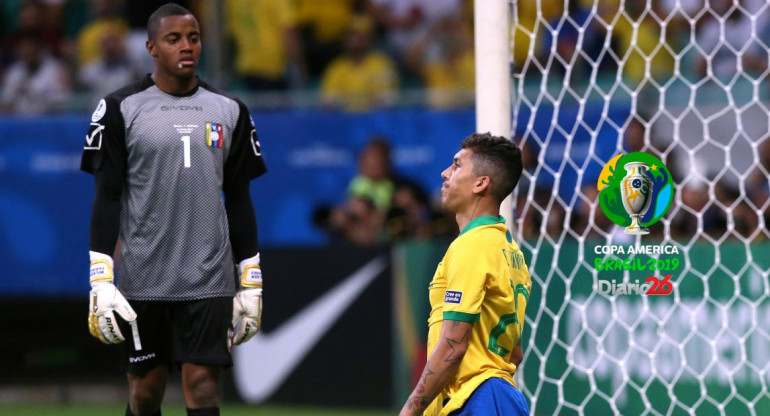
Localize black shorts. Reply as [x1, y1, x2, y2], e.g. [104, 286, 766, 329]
[117, 297, 233, 374]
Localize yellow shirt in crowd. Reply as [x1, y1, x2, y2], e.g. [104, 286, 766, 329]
[320, 52, 398, 112]
[424, 50, 475, 109]
[296, 0, 354, 43]
[226, 0, 297, 80]
[77, 18, 128, 67]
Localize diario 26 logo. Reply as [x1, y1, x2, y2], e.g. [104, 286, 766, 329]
[597, 152, 675, 235]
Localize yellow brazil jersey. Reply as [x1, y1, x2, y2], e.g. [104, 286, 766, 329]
[425, 215, 532, 416]
[424, 50, 475, 109]
[226, 0, 297, 80]
[77, 18, 129, 67]
[320, 52, 398, 112]
[613, 15, 674, 84]
[296, 0, 354, 42]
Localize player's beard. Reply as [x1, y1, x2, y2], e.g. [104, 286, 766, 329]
[440, 189, 457, 212]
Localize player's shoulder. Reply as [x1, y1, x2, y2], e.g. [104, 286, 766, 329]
[198, 78, 248, 109]
[88, 76, 154, 124]
[448, 228, 491, 253]
[450, 221, 512, 255]
[103, 74, 155, 105]
[507, 236, 524, 253]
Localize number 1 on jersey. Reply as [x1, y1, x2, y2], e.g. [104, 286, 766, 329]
[181, 135, 191, 168]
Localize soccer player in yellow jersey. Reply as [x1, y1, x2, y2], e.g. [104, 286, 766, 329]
[400, 133, 532, 416]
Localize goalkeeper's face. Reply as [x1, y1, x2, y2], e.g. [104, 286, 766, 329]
[148, 14, 201, 78]
[440, 149, 479, 212]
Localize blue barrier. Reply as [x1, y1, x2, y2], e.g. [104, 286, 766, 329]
[0, 104, 628, 295]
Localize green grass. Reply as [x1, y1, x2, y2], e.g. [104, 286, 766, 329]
[0, 403, 394, 416]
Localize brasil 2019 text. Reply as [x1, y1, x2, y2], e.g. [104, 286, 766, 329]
[595, 257, 680, 272]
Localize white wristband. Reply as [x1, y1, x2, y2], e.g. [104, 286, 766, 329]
[238, 253, 262, 288]
[89, 251, 114, 285]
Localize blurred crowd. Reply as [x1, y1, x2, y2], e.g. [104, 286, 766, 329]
[5, 0, 769, 114]
[313, 137, 458, 245]
[0, 0, 477, 114]
[513, 0, 770, 87]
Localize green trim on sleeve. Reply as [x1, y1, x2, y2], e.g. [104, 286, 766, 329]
[443, 311, 481, 322]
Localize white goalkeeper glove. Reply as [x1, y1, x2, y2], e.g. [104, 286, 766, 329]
[88, 251, 137, 345]
[231, 253, 263, 346]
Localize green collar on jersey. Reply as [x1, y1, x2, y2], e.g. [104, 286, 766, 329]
[459, 215, 506, 237]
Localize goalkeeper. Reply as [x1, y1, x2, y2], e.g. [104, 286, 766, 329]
[81, 4, 265, 416]
[400, 133, 532, 416]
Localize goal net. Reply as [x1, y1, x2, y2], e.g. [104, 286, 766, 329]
[507, 0, 770, 415]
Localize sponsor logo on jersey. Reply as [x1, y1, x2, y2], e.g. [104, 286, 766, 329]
[161, 105, 203, 111]
[206, 122, 224, 148]
[444, 290, 463, 304]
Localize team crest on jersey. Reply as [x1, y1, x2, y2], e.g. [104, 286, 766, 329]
[205, 122, 224, 148]
[445, 290, 463, 304]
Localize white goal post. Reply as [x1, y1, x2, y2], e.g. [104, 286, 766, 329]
[475, 0, 514, 228]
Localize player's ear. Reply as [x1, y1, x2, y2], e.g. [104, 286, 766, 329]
[146, 39, 157, 58]
[473, 176, 491, 196]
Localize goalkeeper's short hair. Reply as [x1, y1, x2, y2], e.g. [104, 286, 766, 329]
[147, 3, 195, 40]
[462, 132, 524, 203]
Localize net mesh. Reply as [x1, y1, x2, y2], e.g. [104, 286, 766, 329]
[507, 1, 770, 415]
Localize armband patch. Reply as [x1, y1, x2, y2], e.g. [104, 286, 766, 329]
[445, 290, 463, 304]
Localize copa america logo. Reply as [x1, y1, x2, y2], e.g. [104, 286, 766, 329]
[597, 152, 675, 234]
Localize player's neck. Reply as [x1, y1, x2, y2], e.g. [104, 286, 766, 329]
[151, 71, 198, 96]
[455, 197, 499, 232]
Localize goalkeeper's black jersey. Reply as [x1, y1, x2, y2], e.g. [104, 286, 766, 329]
[81, 75, 266, 300]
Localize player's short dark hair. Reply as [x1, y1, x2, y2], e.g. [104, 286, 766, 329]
[147, 3, 194, 40]
[461, 132, 523, 203]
